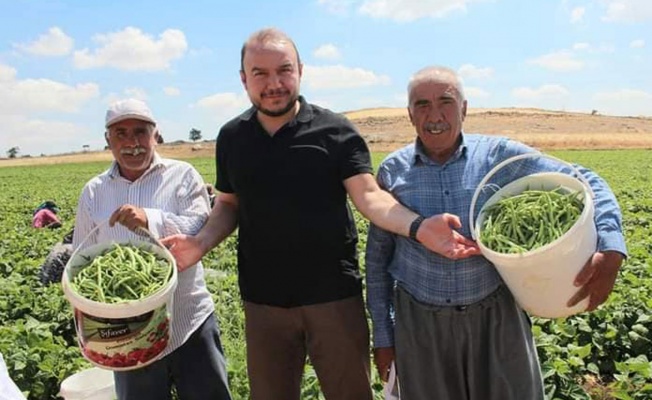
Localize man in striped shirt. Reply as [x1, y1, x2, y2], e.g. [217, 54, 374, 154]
[72, 98, 232, 400]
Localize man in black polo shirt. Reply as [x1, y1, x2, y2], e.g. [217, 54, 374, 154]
[162, 27, 479, 400]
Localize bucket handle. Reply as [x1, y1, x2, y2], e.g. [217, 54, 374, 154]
[62, 219, 165, 284]
[468, 152, 595, 240]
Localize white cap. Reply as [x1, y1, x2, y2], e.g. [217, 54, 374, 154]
[105, 98, 156, 128]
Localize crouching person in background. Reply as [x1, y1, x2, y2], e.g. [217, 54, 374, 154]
[32, 201, 62, 229]
[72, 98, 232, 400]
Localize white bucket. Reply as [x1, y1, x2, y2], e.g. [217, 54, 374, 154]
[62, 224, 177, 370]
[59, 367, 115, 400]
[470, 154, 597, 318]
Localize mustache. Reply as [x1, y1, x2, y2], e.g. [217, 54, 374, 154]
[261, 88, 289, 98]
[424, 122, 450, 134]
[120, 147, 147, 156]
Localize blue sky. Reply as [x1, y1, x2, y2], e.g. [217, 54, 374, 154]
[0, 0, 650, 156]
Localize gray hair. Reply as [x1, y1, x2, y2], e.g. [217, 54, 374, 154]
[407, 66, 465, 105]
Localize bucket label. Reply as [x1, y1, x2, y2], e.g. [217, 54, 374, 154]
[75, 305, 169, 370]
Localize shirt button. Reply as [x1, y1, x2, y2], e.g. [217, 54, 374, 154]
[444, 190, 450, 195]
[446, 299, 451, 304]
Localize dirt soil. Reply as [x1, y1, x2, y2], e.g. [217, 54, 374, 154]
[347, 107, 652, 152]
[2, 107, 651, 167]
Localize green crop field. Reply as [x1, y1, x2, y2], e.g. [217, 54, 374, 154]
[0, 150, 650, 399]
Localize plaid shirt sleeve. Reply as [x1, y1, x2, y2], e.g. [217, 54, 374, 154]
[365, 166, 398, 348]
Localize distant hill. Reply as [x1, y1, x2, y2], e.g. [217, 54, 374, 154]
[2, 107, 651, 167]
[344, 107, 652, 152]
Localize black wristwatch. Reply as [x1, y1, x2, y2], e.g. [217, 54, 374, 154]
[409, 215, 425, 242]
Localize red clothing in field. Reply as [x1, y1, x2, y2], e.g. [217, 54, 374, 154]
[32, 209, 61, 228]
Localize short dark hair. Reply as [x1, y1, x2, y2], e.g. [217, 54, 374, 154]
[240, 28, 301, 73]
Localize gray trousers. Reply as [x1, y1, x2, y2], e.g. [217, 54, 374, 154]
[394, 285, 544, 400]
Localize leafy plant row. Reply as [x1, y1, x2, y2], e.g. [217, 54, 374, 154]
[0, 150, 649, 399]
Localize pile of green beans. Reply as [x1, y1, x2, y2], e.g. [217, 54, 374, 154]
[479, 187, 584, 254]
[71, 243, 172, 303]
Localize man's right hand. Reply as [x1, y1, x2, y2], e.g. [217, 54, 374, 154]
[417, 213, 481, 259]
[373, 346, 396, 382]
[160, 234, 204, 272]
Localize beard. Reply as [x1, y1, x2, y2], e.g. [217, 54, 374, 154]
[254, 91, 299, 117]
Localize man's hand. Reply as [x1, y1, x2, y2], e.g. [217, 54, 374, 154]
[109, 204, 148, 231]
[373, 347, 396, 382]
[160, 234, 205, 272]
[567, 251, 624, 311]
[416, 213, 481, 259]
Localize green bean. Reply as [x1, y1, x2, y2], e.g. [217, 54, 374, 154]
[479, 187, 584, 254]
[70, 243, 172, 303]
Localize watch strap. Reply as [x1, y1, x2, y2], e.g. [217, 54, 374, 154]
[409, 215, 425, 241]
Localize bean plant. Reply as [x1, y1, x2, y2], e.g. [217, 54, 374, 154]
[0, 150, 650, 399]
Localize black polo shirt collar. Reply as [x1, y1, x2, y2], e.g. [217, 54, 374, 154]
[239, 96, 314, 126]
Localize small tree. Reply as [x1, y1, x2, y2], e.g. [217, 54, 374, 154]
[189, 128, 202, 142]
[7, 146, 19, 158]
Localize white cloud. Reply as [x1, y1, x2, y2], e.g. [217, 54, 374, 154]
[595, 43, 616, 53]
[5, 79, 100, 113]
[0, 63, 99, 156]
[318, 0, 355, 14]
[630, 39, 646, 48]
[164, 87, 181, 96]
[14, 27, 74, 56]
[195, 92, 249, 110]
[458, 64, 493, 80]
[124, 87, 148, 100]
[191, 92, 251, 129]
[302, 65, 390, 89]
[512, 84, 570, 100]
[571, 42, 615, 53]
[0, 65, 99, 114]
[73, 27, 187, 71]
[593, 89, 652, 116]
[464, 86, 490, 99]
[601, 0, 652, 22]
[527, 50, 584, 72]
[358, 0, 482, 22]
[0, 115, 90, 156]
[313, 44, 342, 61]
[570, 7, 586, 23]
[194, 92, 251, 123]
[573, 42, 590, 50]
[0, 64, 17, 81]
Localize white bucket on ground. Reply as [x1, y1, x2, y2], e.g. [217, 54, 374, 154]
[62, 226, 177, 371]
[470, 154, 597, 318]
[59, 367, 115, 400]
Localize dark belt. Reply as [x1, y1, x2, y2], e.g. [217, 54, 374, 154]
[396, 284, 507, 314]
